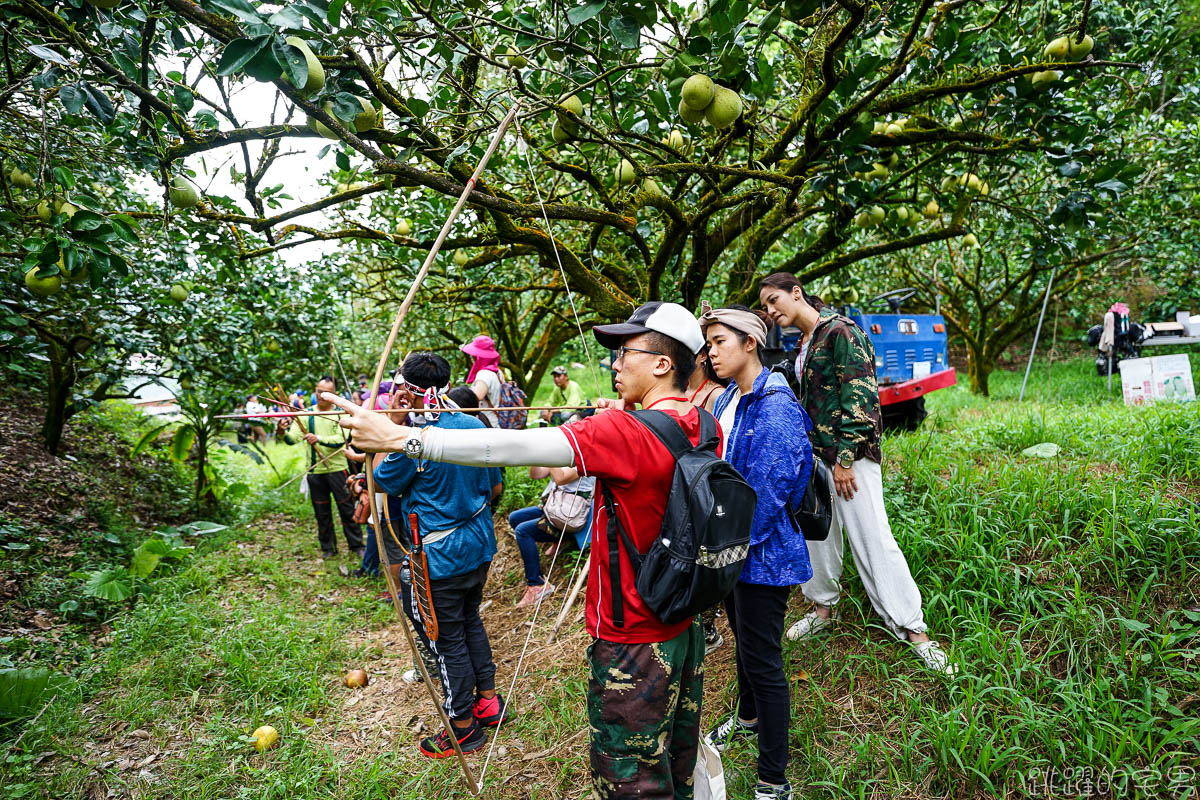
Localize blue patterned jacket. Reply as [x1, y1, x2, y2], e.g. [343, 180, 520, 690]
[713, 368, 814, 586]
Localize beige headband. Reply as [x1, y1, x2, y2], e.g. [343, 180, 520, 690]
[698, 301, 769, 348]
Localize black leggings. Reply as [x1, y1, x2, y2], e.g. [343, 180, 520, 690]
[724, 581, 793, 785]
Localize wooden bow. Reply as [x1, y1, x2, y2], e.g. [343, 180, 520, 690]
[363, 103, 522, 796]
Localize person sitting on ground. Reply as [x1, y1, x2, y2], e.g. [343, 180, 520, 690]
[541, 365, 587, 426]
[372, 352, 509, 758]
[700, 302, 814, 800]
[508, 465, 596, 608]
[461, 334, 505, 429]
[759, 272, 957, 675]
[326, 301, 716, 799]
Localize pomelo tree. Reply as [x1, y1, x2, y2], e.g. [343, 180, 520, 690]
[2, 0, 1147, 389]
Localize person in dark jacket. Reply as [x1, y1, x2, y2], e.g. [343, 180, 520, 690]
[699, 303, 812, 800]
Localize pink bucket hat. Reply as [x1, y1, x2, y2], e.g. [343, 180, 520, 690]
[460, 334, 500, 359]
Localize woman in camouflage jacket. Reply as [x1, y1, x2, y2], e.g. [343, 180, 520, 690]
[759, 273, 957, 676]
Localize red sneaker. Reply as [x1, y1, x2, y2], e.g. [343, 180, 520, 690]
[418, 719, 487, 758]
[472, 693, 515, 728]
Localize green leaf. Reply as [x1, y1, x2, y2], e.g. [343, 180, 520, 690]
[82, 568, 133, 602]
[1021, 442, 1061, 458]
[171, 426, 196, 462]
[759, 5, 782, 36]
[180, 521, 229, 535]
[52, 166, 76, 190]
[242, 45, 283, 82]
[130, 422, 171, 457]
[335, 150, 351, 171]
[81, 84, 115, 125]
[173, 85, 195, 112]
[0, 668, 72, 720]
[609, 15, 641, 49]
[268, 6, 305, 28]
[566, 0, 605, 25]
[26, 45, 70, 66]
[330, 92, 362, 122]
[216, 37, 271, 77]
[273, 37, 309, 88]
[328, 0, 346, 26]
[60, 84, 85, 114]
[129, 542, 162, 578]
[209, 0, 264, 26]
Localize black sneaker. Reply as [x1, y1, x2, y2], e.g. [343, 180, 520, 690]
[704, 715, 758, 752]
[418, 719, 486, 758]
[753, 781, 793, 800]
[472, 692, 515, 728]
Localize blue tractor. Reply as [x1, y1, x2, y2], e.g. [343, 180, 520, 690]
[763, 288, 957, 430]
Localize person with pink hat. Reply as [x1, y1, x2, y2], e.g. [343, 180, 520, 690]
[462, 334, 504, 428]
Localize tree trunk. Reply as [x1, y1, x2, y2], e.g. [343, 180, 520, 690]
[41, 339, 76, 455]
[967, 348, 992, 396]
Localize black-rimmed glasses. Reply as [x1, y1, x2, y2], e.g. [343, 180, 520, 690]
[614, 345, 666, 362]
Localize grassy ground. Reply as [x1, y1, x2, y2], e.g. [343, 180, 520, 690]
[3, 358, 1200, 798]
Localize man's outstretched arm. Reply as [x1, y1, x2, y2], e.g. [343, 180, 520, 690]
[322, 392, 576, 468]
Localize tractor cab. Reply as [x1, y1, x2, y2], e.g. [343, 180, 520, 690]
[761, 288, 957, 430]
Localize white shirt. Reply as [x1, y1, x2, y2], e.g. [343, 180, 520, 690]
[246, 400, 267, 417]
[473, 368, 502, 428]
[718, 385, 741, 440]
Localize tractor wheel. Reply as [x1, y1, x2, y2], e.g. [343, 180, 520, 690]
[881, 396, 927, 432]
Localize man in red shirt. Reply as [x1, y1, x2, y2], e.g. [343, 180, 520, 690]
[326, 302, 715, 799]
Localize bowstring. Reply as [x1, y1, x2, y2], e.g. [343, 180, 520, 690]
[475, 131, 602, 788]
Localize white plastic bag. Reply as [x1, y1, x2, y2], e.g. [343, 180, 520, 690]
[693, 738, 726, 800]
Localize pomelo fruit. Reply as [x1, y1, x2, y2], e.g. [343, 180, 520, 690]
[616, 159, 636, 185]
[704, 86, 742, 129]
[283, 37, 324, 95]
[24, 266, 62, 297]
[664, 129, 686, 150]
[678, 98, 707, 124]
[169, 177, 199, 209]
[251, 725, 279, 752]
[395, 218, 412, 236]
[963, 233, 980, 248]
[505, 47, 528, 68]
[453, 250, 470, 267]
[681, 74, 715, 111]
[1031, 70, 1060, 91]
[922, 199, 940, 218]
[169, 283, 189, 303]
[9, 167, 33, 189]
[344, 669, 369, 688]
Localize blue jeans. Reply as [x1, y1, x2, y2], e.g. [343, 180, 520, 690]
[359, 525, 380, 576]
[509, 506, 559, 586]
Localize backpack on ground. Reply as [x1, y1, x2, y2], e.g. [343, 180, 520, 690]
[495, 380, 528, 429]
[602, 409, 757, 627]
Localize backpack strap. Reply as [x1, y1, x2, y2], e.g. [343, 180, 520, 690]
[601, 483, 644, 629]
[631, 408, 718, 456]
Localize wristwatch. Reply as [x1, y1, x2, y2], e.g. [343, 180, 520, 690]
[403, 432, 423, 459]
[837, 451, 854, 469]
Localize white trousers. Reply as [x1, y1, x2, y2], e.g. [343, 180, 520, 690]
[801, 458, 927, 639]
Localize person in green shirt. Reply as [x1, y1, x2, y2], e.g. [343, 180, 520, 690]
[279, 376, 364, 559]
[541, 365, 587, 426]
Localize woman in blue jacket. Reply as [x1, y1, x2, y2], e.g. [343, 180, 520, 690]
[700, 303, 813, 800]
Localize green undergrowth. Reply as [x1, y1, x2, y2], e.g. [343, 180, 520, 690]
[4, 360, 1200, 798]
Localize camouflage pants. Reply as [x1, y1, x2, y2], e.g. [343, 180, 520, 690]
[587, 621, 704, 800]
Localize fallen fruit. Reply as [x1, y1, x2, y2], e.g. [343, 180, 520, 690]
[344, 669, 369, 688]
[24, 266, 62, 297]
[251, 725, 279, 752]
[681, 74, 716, 111]
[283, 37, 325, 95]
[704, 86, 742, 129]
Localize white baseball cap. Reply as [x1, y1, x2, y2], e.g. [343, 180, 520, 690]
[592, 301, 705, 354]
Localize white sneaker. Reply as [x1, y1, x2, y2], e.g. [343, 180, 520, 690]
[401, 667, 424, 683]
[785, 611, 834, 641]
[753, 782, 793, 800]
[912, 640, 958, 676]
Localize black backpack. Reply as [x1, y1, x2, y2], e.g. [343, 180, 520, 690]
[602, 409, 757, 627]
[787, 460, 834, 541]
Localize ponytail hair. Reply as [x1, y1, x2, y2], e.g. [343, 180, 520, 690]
[759, 272, 826, 310]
